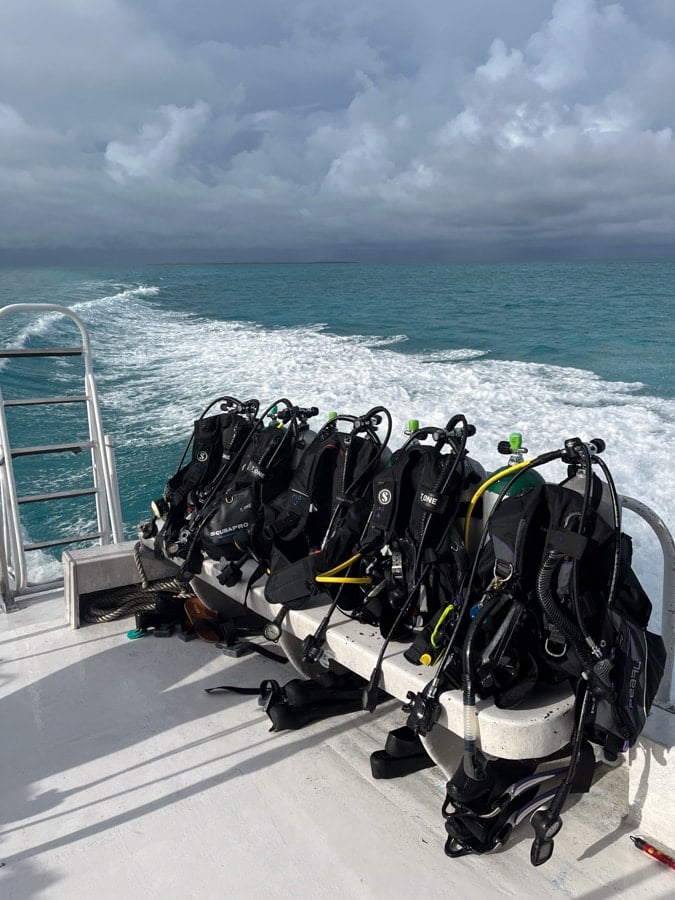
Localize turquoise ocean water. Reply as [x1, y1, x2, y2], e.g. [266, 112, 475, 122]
[0, 261, 673, 615]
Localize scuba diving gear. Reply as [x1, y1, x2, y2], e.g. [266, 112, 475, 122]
[199, 403, 315, 559]
[467, 432, 545, 540]
[359, 414, 480, 712]
[442, 736, 598, 859]
[422, 436, 666, 864]
[205, 670, 373, 731]
[176, 400, 318, 579]
[142, 388, 670, 869]
[151, 396, 260, 560]
[370, 725, 436, 779]
[263, 407, 392, 639]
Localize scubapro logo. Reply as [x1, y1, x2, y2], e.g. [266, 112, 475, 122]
[378, 489, 392, 506]
[197, 451, 209, 462]
[210, 523, 249, 537]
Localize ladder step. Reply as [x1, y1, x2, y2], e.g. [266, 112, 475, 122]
[0, 348, 83, 358]
[10, 441, 94, 457]
[24, 532, 103, 551]
[3, 395, 88, 407]
[17, 487, 97, 504]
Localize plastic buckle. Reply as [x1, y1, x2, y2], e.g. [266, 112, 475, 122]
[544, 636, 567, 658]
[405, 690, 441, 736]
[217, 563, 242, 587]
[216, 640, 255, 658]
[391, 550, 403, 580]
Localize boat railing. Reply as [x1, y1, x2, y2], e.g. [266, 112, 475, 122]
[620, 494, 675, 709]
[0, 303, 124, 612]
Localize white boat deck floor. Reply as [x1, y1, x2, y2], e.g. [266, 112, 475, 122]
[1, 594, 673, 900]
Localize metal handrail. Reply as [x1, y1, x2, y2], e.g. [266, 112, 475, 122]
[0, 303, 124, 610]
[621, 494, 675, 709]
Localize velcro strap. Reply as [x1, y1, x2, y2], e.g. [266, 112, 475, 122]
[546, 528, 587, 559]
[269, 509, 301, 538]
[334, 493, 354, 508]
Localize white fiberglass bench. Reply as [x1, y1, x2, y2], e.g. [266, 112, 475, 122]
[66, 483, 674, 769]
[188, 554, 576, 763]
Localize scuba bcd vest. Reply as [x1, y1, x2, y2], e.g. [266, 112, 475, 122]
[355, 415, 483, 714]
[358, 414, 481, 640]
[263, 407, 392, 611]
[199, 422, 298, 561]
[150, 396, 260, 559]
[185, 401, 320, 578]
[459, 467, 666, 740]
[433, 437, 666, 865]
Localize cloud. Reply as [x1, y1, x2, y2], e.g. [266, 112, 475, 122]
[105, 101, 211, 181]
[1, 1, 675, 261]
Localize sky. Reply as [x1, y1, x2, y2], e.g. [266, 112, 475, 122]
[2, 0, 675, 264]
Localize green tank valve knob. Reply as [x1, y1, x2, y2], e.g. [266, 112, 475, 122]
[269, 405, 278, 415]
[407, 419, 419, 434]
[328, 411, 338, 420]
[509, 433, 523, 451]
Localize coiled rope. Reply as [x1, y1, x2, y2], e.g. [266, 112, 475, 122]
[82, 541, 193, 623]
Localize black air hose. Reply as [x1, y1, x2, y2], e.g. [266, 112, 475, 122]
[413, 416, 468, 553]
[592, 455, 622, 610]
[536, 549, 594, 669]
[463, 593, 513, 675]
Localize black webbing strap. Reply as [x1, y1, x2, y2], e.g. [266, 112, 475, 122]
[204, 677, 284, 697]
[204, 684, 264, 696]
[240, 642, 289, 663]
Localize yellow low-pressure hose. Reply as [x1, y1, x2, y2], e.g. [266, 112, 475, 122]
[463, 460, 533, 548]
[314, 553, 372, 585]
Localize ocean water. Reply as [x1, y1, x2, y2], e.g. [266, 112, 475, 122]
[0, 261, 673, 627]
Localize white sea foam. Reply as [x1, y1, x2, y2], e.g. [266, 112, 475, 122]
[17, 294, 675, 643]
[0, 285, 161, 363]
[25, 549, 63, 586]
[85, 285, 161, 304]
[0, 311, 65, 371]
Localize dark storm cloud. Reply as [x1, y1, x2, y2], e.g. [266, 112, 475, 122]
[1, 0, 675, 262]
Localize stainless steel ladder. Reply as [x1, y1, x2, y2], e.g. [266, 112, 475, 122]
[0, 303, 124, 611]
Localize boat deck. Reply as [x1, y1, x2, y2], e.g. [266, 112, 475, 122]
[1, 592, 673, 899]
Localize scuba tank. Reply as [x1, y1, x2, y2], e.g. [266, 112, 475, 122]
[459, 433, 542, 559]
[560, 450, 615, 526]
[480, 433, 545, 524]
